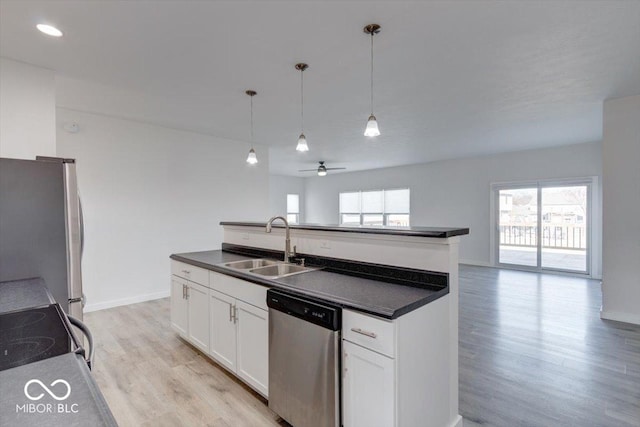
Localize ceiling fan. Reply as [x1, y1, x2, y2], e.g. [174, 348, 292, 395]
[299, 161, 346, 177]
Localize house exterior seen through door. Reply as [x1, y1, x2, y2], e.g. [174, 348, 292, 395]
[496, 182, 590, 274]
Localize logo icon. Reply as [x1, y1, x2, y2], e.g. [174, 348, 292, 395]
[24, 379, 71, 401]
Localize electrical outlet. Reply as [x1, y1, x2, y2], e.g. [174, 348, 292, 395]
[320, 240, 331, 250]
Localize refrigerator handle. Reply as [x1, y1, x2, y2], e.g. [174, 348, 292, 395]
[79, 196, 85, 259]
[67, 314, 94, 370]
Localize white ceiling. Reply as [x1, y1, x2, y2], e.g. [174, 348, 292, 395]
[1, 1, 639, 176]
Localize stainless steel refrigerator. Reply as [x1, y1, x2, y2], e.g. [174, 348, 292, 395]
[0, 156, 84, 319]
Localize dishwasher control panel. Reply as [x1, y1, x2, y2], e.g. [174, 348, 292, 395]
[267, 289, 340, 331]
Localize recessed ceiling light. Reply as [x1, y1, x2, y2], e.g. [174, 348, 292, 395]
[36, 24, 63, 37]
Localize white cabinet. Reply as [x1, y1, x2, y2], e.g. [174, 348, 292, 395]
[208, 272, 269, 397]
[342, 298, 452, 427]
[171, 264, 269, 397]
[170, 262, 210, 353]
[209, 290, 237, 372]
[342, 340, 395, 427]
[170, 277, 188, 336]
[235, 299, 269, 396]
[186, 281, 210, 352]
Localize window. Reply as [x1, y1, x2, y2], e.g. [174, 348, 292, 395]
[339, 189, 410, 226]
[286, 194, 299, 224]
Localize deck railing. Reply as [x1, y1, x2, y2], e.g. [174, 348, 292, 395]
[499, 224, 586, 250]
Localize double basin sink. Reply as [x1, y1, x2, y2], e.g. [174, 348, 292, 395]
[221, 258, 319, 279]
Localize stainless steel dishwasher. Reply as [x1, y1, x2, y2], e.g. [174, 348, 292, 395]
[267, 289, 341, 427]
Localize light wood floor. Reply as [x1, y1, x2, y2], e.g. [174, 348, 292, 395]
[85, 266, 640, 427]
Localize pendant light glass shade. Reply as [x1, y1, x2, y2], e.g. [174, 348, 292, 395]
[296, 133, 309, 152]
[246, 148, 258, 164]
[364, 114, 380, 137]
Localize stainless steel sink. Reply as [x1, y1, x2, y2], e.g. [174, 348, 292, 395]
[221, 258, 319, 279]
[248, 263, 318, 278]
[223, 259, 280, 269]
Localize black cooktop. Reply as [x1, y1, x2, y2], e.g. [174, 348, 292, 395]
[0, 303, 80, 371]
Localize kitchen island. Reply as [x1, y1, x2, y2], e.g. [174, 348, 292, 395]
[170, 222, 468, 427]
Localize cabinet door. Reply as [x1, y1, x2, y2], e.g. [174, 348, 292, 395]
[343, 340, 395, 427]
[235, 300, 269, 397]
[170, 277, 188, 336]
[209, 290, 237, 372]
[187, 282, 209, 353]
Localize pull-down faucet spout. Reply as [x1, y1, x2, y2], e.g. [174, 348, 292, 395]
[265, 216, 294, 263]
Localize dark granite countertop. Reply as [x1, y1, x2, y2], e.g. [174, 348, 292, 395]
[0, 277, 55, 314]
[220, 221, 469, 238]
[0, 353, 118, 427]
[171, 250, 448, 319]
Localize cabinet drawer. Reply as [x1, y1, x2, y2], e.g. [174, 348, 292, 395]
[210, 272, 268, 311]
[172, 261, 209, 286]
[343, 309, 396, 358]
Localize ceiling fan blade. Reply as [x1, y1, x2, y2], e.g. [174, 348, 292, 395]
[325, 167, 347, 170]
[298, 169, 318, 172]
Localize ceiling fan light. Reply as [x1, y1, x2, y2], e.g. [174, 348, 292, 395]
[364, 114, 380, 137]
[246, 148, 258, 164]
[296, 133, 309, 152]
[317, 165, 327, 177]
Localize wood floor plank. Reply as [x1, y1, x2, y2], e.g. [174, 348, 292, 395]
[85, 265, 640, 426]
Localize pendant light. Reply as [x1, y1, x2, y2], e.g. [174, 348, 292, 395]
[245, 90, 258, 164]
[363, 24, 381, 137]
[295, 63, 310, 152]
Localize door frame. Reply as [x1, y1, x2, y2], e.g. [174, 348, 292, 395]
[490, 177, 598, 277]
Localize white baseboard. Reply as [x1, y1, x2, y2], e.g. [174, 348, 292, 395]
[459, 259, 492, 268]
[600, 309, 640, 326]
[84, 290, 170, 312]
[449, 415, 464, 427]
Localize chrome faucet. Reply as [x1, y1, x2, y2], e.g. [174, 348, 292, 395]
[266, 216, 295, 263]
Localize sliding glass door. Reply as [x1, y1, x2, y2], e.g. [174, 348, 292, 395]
[498, 187, 538, 267]
[496, 182, 590, 274]
[540, 186, 588, 272]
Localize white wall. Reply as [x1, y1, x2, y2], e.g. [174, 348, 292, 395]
[601, 94, 640, 325]
[57, 108, 270, 311]
[0, 57, 56, 159]
[268, 174, 305, 222]
[304, 142, 602, 270]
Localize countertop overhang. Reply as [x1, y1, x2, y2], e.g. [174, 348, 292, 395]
[220, 221, 469, 238]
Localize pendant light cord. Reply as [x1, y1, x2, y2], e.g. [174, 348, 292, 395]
[370, 32, 374, 115]
[250, 94, 254, 146]
[301, 69, 304, 133]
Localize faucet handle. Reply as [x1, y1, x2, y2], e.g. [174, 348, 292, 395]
[292, 245, 297, 257]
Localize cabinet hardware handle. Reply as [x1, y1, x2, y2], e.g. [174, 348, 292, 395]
[344, 353, 348, 377]
[229, 304, 233, 322]
[182, 284, 186, 299]
[233, 306, 238, 324]
[186, 286, 189, 300]
[350, 328, 377, 339]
